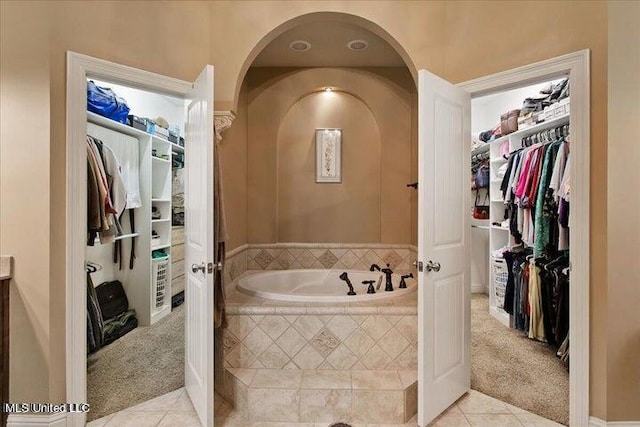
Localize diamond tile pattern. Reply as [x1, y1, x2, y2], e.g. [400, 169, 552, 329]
[293, 344, 325, 369]
[241, 244, 417, 273]
[383, 250, 403, 269]
[325, 315, 358, 341]
[224, 313, 417, 371]
[318, 249, 338, 268]
[253, 250, 275, 269]
[258, 315, 289, 340]
[310, 328, 340, 357]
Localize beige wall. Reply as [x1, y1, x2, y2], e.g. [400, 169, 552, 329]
[219, 85, 248, 251]
[208, 1, 447, 111]
[607, 1, 640, 421]
[0, 0, 51, 404]
[246, 67, 414, 245]
[1, 0, 637, 421]
[440, 1, 610, 418]
[0, 0, 213, 403]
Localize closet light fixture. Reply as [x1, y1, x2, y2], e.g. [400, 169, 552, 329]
[325, 87, 333, 92]
[289, 40, 311, 51]
[347, 39, 368, 51]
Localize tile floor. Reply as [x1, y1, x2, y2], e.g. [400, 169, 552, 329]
[87, 387, 564, 427]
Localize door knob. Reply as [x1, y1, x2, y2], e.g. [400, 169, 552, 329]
[192, 263, 206, 274]
[425, 260, 441, 272]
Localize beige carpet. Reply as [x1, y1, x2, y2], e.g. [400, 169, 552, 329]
[471, 293, 569, 425]
[87, 304, 185, 421]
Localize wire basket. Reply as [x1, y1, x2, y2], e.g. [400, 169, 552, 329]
[491, 256, 508, 310]
[152, 256, 170, 310]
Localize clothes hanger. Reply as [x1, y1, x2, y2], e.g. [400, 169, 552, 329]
[86, 261, 102, 273]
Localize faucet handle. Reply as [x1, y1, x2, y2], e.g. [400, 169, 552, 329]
[399, 273, 413, 289]
[362, 280, 376, 294]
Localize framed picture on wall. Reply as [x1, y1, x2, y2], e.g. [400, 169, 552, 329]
[315, 128, 342, 183]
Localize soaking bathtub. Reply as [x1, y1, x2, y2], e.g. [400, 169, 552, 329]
[236, 269, 416, 302]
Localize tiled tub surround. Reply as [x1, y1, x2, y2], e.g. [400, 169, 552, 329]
[223, 243, 418, 289]
[217, 245, 418, 424]
[215, 275, 418, 423]
[222, 276, 418, 371]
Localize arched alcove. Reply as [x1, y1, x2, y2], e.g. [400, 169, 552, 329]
[276, 90, 382, 243]
[232, 11, 418, 112]
[240, 67, 415, 245]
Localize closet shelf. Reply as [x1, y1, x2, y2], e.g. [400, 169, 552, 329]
[472, 225, 490, 230]
[491, 226, 509, 232]
[152, 156, 170, 164]
[491, 157, 507, 164]
[509, 113, 570, 140]
[151, 244, 171, 251]
[152, 135, 171, 145]
[87, 112, 148, 139]
[486, 112, 570, 146]
[151, 198, 171, 202]
[171, 142, 184, 153]
[471, 143, 490, 156]
[152, 218, 171, 223]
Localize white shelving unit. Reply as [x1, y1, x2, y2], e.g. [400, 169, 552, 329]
[487, 111, 570, 327]
[86, 111, 172, 325]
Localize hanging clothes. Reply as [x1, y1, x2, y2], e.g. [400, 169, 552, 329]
[87, 135, 129, 245]
[87, 123, 142, 209]
[87, 137, 116, 244]
[498, 130, 572, 360]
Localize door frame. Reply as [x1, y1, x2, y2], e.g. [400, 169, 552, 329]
[65, 52, 199, 426]
[455, 49, 590, 427]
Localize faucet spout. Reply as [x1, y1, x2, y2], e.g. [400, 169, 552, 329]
[369, 264, 381, 271]
[339, 272, 356, 296]
[381, 264, 394, 292]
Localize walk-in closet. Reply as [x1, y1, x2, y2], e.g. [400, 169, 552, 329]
[469, 78, 571, 425]
[85, 80, 188, 421]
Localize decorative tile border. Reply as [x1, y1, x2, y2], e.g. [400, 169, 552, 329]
[221, 313, 418, 371]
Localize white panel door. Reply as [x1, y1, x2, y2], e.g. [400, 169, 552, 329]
[417, 69, 471, 426]
[184, 65, 215, 427]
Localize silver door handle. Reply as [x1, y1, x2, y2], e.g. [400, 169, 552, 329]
[192, 263, 206, 274]
[425, 260, 441, 272]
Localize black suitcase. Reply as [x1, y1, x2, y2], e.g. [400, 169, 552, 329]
[96, 280, 129, 320]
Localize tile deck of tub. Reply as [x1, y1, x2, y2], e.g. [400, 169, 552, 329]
[226, 271, 418, 316]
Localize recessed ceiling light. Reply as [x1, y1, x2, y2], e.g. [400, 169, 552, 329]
[325, 87, 333, 92]
[289, 40, 311, 51]
[347, 39, 369, 51]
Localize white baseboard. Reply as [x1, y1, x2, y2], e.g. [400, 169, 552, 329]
[590, 417, 640, 427]
[471, 283, 486, 294]
[7, 413, 66, 427]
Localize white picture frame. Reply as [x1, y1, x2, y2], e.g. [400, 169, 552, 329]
[315, 128, 342, 183]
